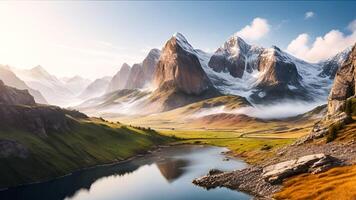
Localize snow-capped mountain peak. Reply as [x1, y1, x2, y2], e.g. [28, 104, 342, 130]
[172, 32, 196, 54]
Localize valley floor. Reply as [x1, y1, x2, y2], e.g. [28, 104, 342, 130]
[145, 115, 355, 199]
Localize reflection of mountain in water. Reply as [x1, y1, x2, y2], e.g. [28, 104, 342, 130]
[156, 158, 190, 183]
[0, 159, 152, 200]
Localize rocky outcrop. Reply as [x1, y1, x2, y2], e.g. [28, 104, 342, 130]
[0, 81, 87, 136]
[294, 44, 356, 145]
[0, 80, 36, 106]
[262, 154, 341, 184]
[193, 154, 341, 197]
[0, 104, 85, 137]
[327, 44, 356, 115]
[208, 36, 253, 78]
[106, 63, 131, 93]
[193, 167, 279, 198]
[0, 66, 47, 104]
[153, 33, 214, 95]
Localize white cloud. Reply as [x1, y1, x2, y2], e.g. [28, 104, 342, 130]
[235, 18, 270, 41]
[348, 19, 356, 31]
[287, 19, 356, 62]
[305, 11, 315, 19]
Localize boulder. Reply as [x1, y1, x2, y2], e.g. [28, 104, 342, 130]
[262, 154, 341, 184]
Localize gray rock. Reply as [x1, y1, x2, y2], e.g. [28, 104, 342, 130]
[262, 154, 341, 184]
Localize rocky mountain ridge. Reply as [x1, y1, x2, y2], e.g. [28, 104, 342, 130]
[0, 65, 47, 104]
[0, 81, 87, 137]
[202, 34, 350, 103]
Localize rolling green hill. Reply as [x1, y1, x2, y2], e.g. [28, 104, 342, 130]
[0, 118, 171, 188]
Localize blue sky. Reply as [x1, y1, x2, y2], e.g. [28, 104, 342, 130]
[0, 1, 355, 78]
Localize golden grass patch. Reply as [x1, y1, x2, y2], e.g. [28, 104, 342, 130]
[275, 165, 356, 200]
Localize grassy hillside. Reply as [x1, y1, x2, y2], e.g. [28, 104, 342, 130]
[0, 118, 172, 188]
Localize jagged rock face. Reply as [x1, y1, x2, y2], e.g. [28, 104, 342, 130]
[206, 36, 319, 103]
[248, 47, 305, 102]
[0, 66, 47, 104]
[257, 48, 301, 88]
[142, 49, 161, 84]
[328, 44, 356, 115]
[0, 80, 36, 106]
[106, 63, 131, 93]
[125, 49, 161, 89]
[0, 104, 76, 137]
[208, 36, 252, 78]
[125, 64, 145, 89]
[319, 47, 351, 79]
[154, 34, 212, 95]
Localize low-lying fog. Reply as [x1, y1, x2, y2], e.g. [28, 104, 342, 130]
[191, 101, 326, 120]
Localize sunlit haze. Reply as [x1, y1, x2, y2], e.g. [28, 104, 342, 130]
[0, 1, 355, 78]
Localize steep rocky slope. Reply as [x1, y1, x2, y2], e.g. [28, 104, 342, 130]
[125, 49, 161, 89]
[154, 33, 214, 95]
[150, 33, 220, 111]
[0, 81, 86, 136]
[107, 49, 161, 92]
[106, 63, 131, 93]
[328, 44, 356, 115]
[0, 80, 36, 106]
[125, 64, 146, 89]
[202, 34, 349, 103]
[142, 48, 161, 84]
[0, 66, 47, 104]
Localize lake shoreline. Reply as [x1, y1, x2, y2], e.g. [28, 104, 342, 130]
[0, 144, 251, 200]
[0, 143, 175, 191]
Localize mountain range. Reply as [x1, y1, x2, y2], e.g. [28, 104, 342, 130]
[75, 32, 351, 117]
[0, 31, 352, 116]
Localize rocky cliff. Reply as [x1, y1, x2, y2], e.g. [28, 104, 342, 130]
[0, 66, 47, 104]
[0, 81, 87, 137]
[296, 43, 356, 144]
[328, 44, 356, 115]
[0, 80, 36, 106]
[153, 33, 213, 95]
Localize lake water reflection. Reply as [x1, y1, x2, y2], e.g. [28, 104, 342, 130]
[0, 145, 251, 200]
